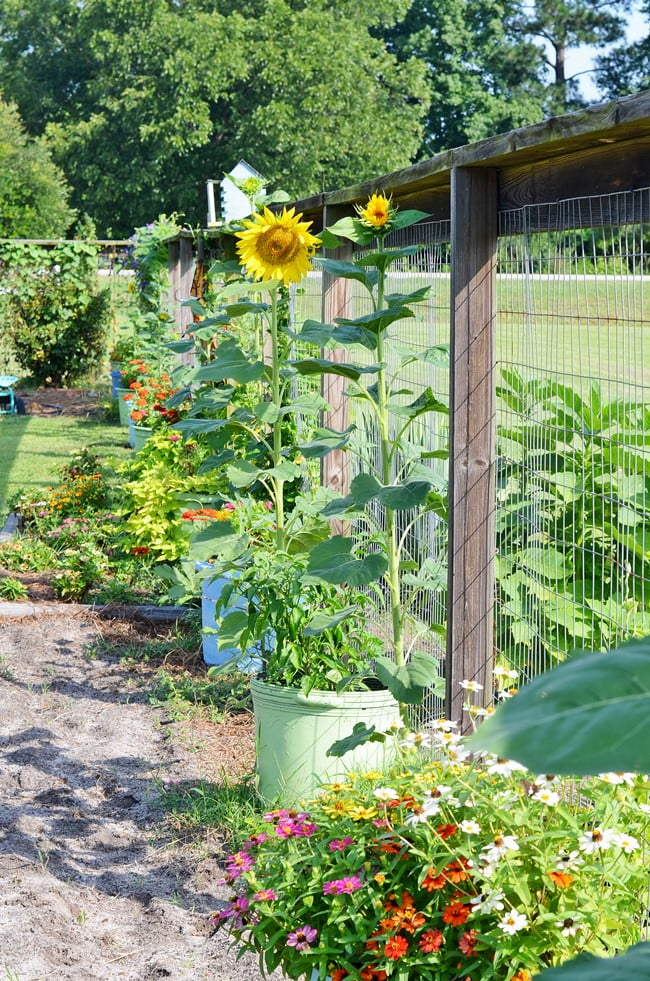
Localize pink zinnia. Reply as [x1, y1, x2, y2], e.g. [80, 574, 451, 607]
[252, 889, 277, 901]
[329, 837, 354, 851]
[323, 876, 363, 895]
[169, 433, 180, 441]
[286, 925, 317, 951]
[225, 851, 255, 877]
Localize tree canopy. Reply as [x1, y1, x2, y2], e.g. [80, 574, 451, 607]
[0, 97, 74, 238]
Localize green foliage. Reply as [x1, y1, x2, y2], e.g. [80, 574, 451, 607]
[0, 240, 111, 385]
[0, 96, 73, 237]
[0, 0, 429, 235]
[495, 370, 650, 672]
[0, 576, 29, 600]
[219, 750, 648, 980]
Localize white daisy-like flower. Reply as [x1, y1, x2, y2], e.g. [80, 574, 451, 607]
[459, 679, 484, 692]
[430, 718, 458, 732]
[468, 705, 490, 718]
[532, 787, 560, 806]
[405, 797, 440, 825]
[478, 859, 498, 878]
[428, 784, 453, 800]
[598, 772, 636, 786]
[556, 916, 581, 937]
[535, 774, 560, 786]
[445, 744, 473, 763]
[578, 827, 616, 854]
[471, 889, 505, 914]
[498, 909, 528, 935]
[485, 757, 526, 777]
[460, 819, 481, 834]
[493, 666, 519, 680]
[555, 850, 582, 871]
[373, 787, 400, 802]
[612, 832, 640, 853]
[496, 688, 518, 699]
[399, 731, 433, 750]
[482, 833, 520, 863]
[638, 802, 650, 815]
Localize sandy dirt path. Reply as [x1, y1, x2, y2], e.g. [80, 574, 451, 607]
[0, 611, 280, 981]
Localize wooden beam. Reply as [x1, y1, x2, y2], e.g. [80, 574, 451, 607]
[320, 205, 354, 535]
[447, 167, 498, 726]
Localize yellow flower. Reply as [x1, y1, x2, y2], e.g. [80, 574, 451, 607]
[348, 804, 378, 821]
[235, 206, 320, 285]
[356, 193, 395, 230]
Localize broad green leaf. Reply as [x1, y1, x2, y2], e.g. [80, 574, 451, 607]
[304, 536, 387, 586]
[173, 418, 230, 436]
[467, 636, 650, 774]
[377, 480, 432, 510]
[324, 216, 375, 246]
[390, 208, 430, 230]
[266, 460, 303, 481]
[375, 652, 444, 704]
[224, 300, 269, 316]
[318, 227, 344, 249]
[166, 339, 195, 353]
[278, 392, 329, 416]
[302, 606, 358, 636]
[326, 722, 384, 758]
[181, 297, 207, 316]
[385, 286, 432, 307]
[290, 319, 378, 352]
[313, 257, 377, 290]
[390, 388, 448, 420]
[518, 545, 570, 580]
[227, 460, 261, 487]
[289, 358, 382, 380]
[336, 306, 413, 334]
[298, 426, 354, 458]
[357, 245, 422, 274]
[194, 340, 264, 384]
[538, 943, 650, 980]
[254, 401, 280, 424]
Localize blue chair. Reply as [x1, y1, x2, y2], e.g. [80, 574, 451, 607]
[0, 375, 18, 415]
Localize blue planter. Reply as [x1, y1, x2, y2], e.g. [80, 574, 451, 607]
[196, 563, 261, 670]
[110, 368, 122, 398]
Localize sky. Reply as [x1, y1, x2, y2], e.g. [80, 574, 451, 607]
[565, 2, 648, 102]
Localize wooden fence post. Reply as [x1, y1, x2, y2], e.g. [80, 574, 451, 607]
[320, 207, 354, 534]
[167, 232, 196, 364]
[446, 167, 497, 725]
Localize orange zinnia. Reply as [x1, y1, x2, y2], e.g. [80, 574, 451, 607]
[384, 935, 409, 960]
[445, 858, 472, 883]
[547, 870, 574, 889]
[421, 868, 446, 891]
[442, 900, 471, 926]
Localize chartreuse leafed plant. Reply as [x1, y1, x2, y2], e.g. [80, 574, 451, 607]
[215, 683, 648, 981]
[495, 369, 650, 670]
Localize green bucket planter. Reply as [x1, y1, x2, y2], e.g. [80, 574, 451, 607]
[133, 424, 153, 451]
[115, 386, 133, 427]
[250, 677, 399, 803]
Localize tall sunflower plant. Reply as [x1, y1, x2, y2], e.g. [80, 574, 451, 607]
[173, 196, 448, 716]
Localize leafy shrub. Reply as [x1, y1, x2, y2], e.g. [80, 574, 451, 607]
[0, 240, 110, 385]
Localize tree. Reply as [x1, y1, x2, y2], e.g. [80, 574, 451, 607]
[594, 1, 650, 97]
[514, 0, 633, 113]
[380, 0, 550, 155]
[0, 0, 429, 236]
[0, 97, 74, 237]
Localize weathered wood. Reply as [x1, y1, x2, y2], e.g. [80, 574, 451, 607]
[288, 92, 650, 221]
[320, 204, 354, 536]
[447, 167, 497, 726]
[498, 136, 650, 227]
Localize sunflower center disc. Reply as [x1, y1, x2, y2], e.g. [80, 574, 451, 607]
[257, 226, 302, 265]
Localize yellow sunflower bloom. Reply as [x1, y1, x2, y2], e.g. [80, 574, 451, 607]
[356, 192, 395, 230]
[235, 206, 320, 285]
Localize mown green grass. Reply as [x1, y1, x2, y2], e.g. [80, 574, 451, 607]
[0, 415, 131, 523]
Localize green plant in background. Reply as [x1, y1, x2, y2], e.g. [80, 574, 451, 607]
[0, 240, 110, 385]
[0, 577, 28, 600]
[495, 369, 650, 675]
[129, 213, 183, 312]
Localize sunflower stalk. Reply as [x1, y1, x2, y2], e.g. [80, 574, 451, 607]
[269, 287, 285, 552]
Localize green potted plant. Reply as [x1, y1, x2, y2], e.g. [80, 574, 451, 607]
[175, 196, 447, 799]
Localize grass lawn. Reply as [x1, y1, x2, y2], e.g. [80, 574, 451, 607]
[0, 415, 132, 523]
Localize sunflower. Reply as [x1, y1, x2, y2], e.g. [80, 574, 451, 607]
[356, 192, 395, 230]
[235, 206, 320, 285]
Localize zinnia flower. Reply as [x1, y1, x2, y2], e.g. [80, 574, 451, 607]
[419, 928, 444, 953]
[498, 909, 528, 935]
[384, 934, 409, 960]
[235, 206, 320, 285]
[286, 925, 317, 950]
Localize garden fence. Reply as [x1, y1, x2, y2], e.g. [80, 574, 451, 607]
[170, 91, 650, 726]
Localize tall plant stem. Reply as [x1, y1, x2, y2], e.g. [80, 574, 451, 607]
[270, 288, 285, 551]
[375, 240, 404, 668]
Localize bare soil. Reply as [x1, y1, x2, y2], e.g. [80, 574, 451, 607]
[0, 610, 279, 981]
[17, 387, 108, 418]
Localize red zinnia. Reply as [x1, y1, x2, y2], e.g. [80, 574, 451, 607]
[442, 900, 471, 926]
[436, 823, 458, 839]
[421, 868, 447, 891]
[419, 929, 445, 953]
[384, 935, 409, 960]
[459, 929, 479, 955]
